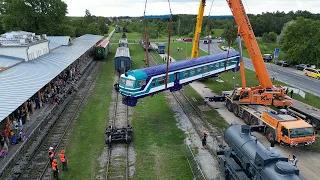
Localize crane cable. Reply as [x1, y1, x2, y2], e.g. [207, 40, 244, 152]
[143, 0, 172, 89]
[165, 0, 173, 89]
[207, 0, 215, 55]
[143, 0, 149, 67]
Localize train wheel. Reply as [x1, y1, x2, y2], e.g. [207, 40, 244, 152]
[242, 111, 250, 125]
[266, 128, 275, 143]
[233, 104, 239, 117]
[226, 100, 233, 112]
[251, 117, 259, 126]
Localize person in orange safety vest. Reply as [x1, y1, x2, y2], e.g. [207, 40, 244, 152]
[51, 159, 59, 180]
[59, 149, 69, 171]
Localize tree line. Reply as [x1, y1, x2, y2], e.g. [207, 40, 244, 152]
[0, 1, 319, 66]
[0, 0, 110, 37]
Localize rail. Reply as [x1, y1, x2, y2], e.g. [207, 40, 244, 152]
[148, 52, 212, 179]
[105, 74, 130, 180]
[38, 61, 101, 179]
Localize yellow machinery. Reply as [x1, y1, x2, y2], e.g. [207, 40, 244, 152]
[191, 0, 206, 58]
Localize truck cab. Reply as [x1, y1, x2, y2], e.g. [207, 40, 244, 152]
[262, 109, 315, 146]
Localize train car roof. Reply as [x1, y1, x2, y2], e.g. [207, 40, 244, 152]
[141, 51, 240, 76]
[115, 47, 130, 57]
[119, 38, 128, 43]
[96, 39, 109, 48]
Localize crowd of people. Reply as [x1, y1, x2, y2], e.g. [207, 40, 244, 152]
[0, 61, 84, 159]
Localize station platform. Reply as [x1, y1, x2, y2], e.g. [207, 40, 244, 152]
[0, 56, 94, 177]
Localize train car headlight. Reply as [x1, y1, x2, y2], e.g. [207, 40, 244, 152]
[290, 140, 294, 145]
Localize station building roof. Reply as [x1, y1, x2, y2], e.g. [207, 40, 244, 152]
[47, 36, 72, 50]
[0, 55, 24, 69]
[0, 34, 103, 122]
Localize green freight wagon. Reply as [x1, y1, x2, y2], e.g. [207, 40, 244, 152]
[95, 39, 110, 60]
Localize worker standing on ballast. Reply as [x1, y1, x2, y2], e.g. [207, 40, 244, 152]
[201, 130, 208, 149]
[48, 147, 55, 164]
[52, 159, 59, 180]
[59, 150, 69, 171]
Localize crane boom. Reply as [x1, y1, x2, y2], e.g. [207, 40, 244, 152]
[227, 0, 272, 88]
[191, 0, 206, 58]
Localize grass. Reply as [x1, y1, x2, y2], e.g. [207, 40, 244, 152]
[60, 45, 117, 179]
[129, 43, 193, 179]
[182, 85, 229, 132]
[213, 29, 224, 38]
[160, 42, 208, 61]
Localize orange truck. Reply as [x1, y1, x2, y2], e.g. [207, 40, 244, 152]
[228, 102, 316, 146]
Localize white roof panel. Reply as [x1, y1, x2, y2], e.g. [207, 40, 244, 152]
[0, 34, 103, 121]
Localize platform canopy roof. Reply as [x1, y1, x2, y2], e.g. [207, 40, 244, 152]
[0, 34, 103, 122]
[47, 36, 72, 50]
[0, 55, 24, 69]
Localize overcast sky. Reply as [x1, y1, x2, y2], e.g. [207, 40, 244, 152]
[62, 0, 319, 17]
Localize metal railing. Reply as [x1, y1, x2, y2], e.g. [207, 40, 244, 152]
[185, 142, 206, 180]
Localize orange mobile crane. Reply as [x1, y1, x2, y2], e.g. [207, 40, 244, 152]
[221, 0, 315, 146]
[226, 0, 292, 107]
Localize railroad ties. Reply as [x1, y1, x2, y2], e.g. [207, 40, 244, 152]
[105, 74, 132, 180]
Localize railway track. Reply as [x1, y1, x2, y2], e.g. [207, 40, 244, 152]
[7, 60, 102, 180]
[105, 74, 130, 180]
[148, 52, 222, 157]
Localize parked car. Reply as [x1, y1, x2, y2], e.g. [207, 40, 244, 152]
[295, 64, 310, 70]
[184, 38, 192, 42]
[221, 46, 233, 51]
[262, 54, 273, 62]
[276, 61, 290, 67]
[303, 68, 320, 79]
[221, 46, 227, 51]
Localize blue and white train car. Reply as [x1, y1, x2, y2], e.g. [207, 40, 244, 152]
[119, 51, 240, 106]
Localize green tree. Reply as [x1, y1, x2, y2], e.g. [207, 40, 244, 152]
[2, 0, 68, 34]
[84, 9, 95, 24]
[221, 25, 238, 45]
[86, 23, 101, 35]
[97, 16, 109, 34]
[281, 17, 320, 66]
[262, 32, 277, 43]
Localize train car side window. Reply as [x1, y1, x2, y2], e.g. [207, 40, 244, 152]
[152, 80, 156, 86]
[158, 77, 165, 85]
[136, 80, 146, 87]
[183, 71, 188, 78]
[203, 66, 207, 72]
[190, 69, 195, 76]
[120, 78, 126, 85]
[210, 64, 214, 71]
[197, 67, 202, 74]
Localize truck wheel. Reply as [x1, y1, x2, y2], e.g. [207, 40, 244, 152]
[233, 105, 239, 117]
[242, 111, 250, 125]
[226, 100, 233, 112]
[251, 117, 259, 126]
[266, 128, 275, 143]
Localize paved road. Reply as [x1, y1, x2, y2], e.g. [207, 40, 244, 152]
[199, 40, 320, 97]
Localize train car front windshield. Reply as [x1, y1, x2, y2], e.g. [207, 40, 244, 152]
[120, 77, 134, 88]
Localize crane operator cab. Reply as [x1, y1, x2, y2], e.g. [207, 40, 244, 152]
[230, 87, 291, 107]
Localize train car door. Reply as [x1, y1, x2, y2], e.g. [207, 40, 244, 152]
[120, 60, 125, 69]
[173, 72, 182, 91]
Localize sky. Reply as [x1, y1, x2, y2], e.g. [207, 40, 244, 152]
[62, 0, 320, 17]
